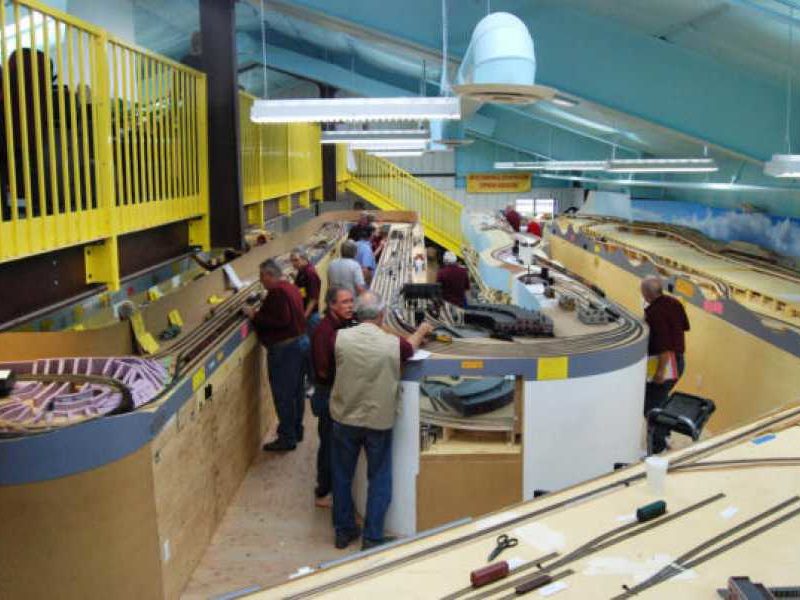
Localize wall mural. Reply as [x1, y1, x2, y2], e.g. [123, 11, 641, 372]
[631, 200, 800, 258]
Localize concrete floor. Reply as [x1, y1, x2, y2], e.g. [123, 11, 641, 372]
[182, 402, 357, 599]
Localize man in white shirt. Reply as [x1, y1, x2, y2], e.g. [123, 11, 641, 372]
[329, 292, 432, 550]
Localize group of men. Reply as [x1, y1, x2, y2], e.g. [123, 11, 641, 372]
[244, 225, 433, 550]
[503, 205, 543, 236]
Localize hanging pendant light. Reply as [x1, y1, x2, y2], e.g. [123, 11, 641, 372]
[765, 7, 800, 178]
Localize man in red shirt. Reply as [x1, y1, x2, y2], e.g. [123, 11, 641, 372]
[310, 286, 356, 506]
[526, 219, 542, 237]
[244, 259, 308, 451]
[504, 205, 521, 232]
[642, 276, 690, 453]
[436, 251, 470, 307]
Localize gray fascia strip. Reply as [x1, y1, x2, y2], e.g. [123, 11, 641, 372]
[559, 225, 800, 358]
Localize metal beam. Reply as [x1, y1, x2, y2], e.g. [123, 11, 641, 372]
[655, 3, 731, 41]
[200, 0, 245, 249]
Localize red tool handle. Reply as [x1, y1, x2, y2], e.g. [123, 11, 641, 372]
[470, 561, 510, 588]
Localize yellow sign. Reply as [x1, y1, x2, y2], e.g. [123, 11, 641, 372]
[192, 367, 206, 392]
[538, 356, 568, 380]
[674, 278, 695, 298]
[466, 173, 531, 193]
[461, 360, 484, 370]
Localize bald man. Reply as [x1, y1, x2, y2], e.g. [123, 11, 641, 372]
[641, 276, 690, 453]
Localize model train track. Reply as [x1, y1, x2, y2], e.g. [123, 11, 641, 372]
[571, 217, 800, 328]
[611, 496, 800, 599]
[0, 222, 348, 436]
[371, 224, 645, 358]
[446, 493, 726, 600]
[279, 404, 800, 599]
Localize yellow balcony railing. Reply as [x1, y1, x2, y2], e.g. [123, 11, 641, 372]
[335, 144, 351, 184]
[0, 0, 209, 290]
[348, 151, 463, 255]
[239, 92, 323, 226]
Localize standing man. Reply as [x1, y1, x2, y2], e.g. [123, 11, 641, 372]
[526, 218, 542, 237]
[348, 211, 375, 241]
[436, 251, 470, 307]
[290, 247, 322, 336]
[355, 232, 377, 284]
[327, 240, 367, 296]
[641, 275, 691, 454]
[504, 204, 521, 232]
[310, 286, 356, 507]
[330, 292, 432, 550]
[243, 259, 307, 452]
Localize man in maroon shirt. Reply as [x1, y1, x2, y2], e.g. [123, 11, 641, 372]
[642, 276, 690, 453]
[436, 251, 470, 307]
[310, 286, 356, 506]
[504, 204, 521, 232]
[243, 259, 308, 451]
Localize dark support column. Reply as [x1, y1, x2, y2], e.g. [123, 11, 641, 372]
[199, 0, 244, 249]
[320, 85, 338, 203]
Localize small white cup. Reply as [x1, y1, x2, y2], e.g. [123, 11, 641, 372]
[645, 456, 669, 495]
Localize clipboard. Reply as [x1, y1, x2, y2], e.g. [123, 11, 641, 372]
[646, 351, 677, 382]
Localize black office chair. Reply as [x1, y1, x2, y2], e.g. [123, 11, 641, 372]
[647, 391, 716, 455]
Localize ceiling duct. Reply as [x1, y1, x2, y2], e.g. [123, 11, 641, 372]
[453, 12, 555, 105]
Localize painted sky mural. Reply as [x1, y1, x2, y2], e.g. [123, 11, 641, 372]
[630, 200, 800, 258]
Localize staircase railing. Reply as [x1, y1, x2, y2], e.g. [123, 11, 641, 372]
[348, 151, 463, 255]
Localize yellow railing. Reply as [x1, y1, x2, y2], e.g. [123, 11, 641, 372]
[348, 151, 463, 255]
[335, 144, 351, 183]
[239, 92, 323, 226]
[0, 0, 208, 289]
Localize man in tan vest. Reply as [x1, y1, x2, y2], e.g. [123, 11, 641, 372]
[330, 292, 432, 550]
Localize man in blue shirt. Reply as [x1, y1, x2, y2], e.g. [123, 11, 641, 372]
[354, 232, 376, 284]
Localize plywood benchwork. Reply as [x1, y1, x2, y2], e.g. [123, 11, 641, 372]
[251, 404, 800, 599]
[547, 225, 800, 434]
[0, 211, 418, 599]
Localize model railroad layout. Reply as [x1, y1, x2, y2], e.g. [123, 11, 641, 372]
[0, 213, 647, 435]
[364, 219, 645, 433]
[0, 218, 349, 435]
[371, 222, 644, 359]
[252, 403, 800, 600]
[564, 216, 800, 330]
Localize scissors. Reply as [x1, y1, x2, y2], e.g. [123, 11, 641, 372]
[487, 533, 518, 562]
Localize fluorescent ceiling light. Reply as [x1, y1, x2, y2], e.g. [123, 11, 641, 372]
[537, 173, 795, 193]
[606, 158, 718, 173]
[320, 130, 429, 145]
[251, 97, 461, 123]
[550, 95, 579, 108]
[494, 160, 608, 172]
[763, 154, 800, 178]
[349, 139, 429, 151]
[370, 150, 426, 157]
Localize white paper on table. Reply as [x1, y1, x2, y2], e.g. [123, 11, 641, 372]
[409, 349, 431, 361]
[473, 510, 522, 531]
[223, 264, 245, 291]
[513, 522, 567, 554]
[539, 581, 568, 597]
[583, 554, 696, 583]
[506, 557, 527, 571]
[720, 506, 739, 520]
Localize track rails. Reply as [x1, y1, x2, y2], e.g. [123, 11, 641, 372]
[279, 404, 800, 599]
